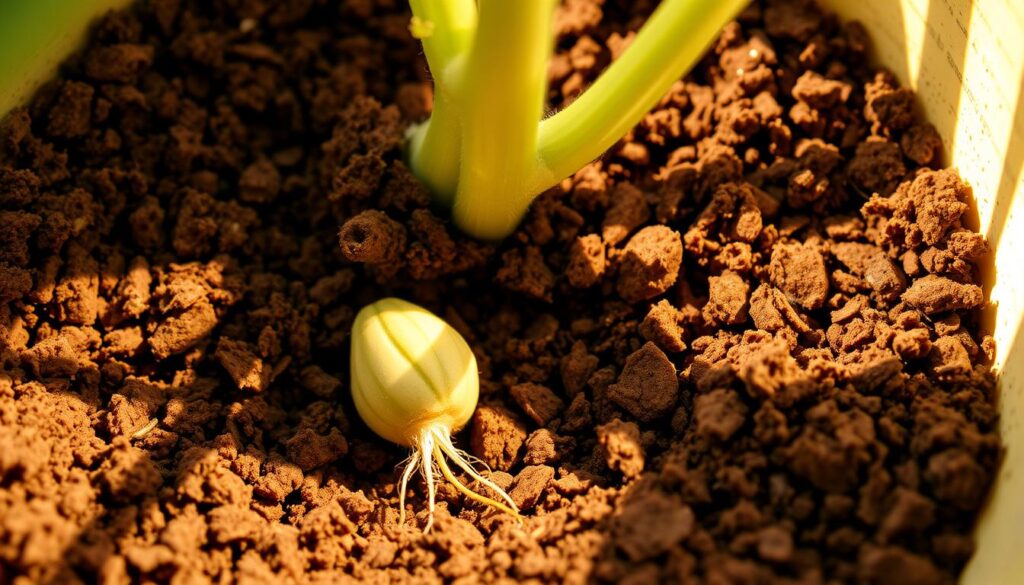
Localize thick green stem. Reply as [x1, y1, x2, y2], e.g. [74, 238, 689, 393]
[408, 88, 463, 206]
[406, 0, 477, 205]
[450, 0, 558, 240]
[531, 0, 749, 193]
[405, 0, 749, 240]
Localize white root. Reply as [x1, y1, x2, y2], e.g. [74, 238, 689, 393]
[433, 428, 519, 512]
[399, 423, 521, 532]
[419, 430, 438, 533]
[397, 451, 420, 526]
[131, 418, 159, 439]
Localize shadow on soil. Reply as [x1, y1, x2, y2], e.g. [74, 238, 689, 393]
[1, 249, 465, 582]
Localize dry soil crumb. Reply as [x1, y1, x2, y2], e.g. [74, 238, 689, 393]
[606, 342, 680, 422]
[616, 225, 683, 302]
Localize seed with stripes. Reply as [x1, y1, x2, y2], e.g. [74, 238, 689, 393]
[349, 297, 521, 531]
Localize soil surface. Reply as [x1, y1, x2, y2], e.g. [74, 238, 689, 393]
[0, 0, 1002, 583]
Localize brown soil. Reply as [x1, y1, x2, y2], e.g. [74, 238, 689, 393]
[0, 0, 1001, 583]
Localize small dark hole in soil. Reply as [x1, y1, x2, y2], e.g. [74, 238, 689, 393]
[348, 226, 368, 245]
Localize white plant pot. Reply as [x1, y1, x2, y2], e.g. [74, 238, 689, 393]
[1, 0, 1021, 581]
[820, 2, 1024, 582]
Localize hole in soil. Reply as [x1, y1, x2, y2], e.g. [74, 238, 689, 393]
[348, 226, 369, 245]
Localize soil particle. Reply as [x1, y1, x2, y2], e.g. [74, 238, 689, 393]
[788, 139, 842, 209]
[0, 167, 40, 207]
[748, 284, 810, 334]
[641, 299, 688, 352]
[566, 233, 606, 288]
[865, 72, 916, 133]
[115, 256, 153, 318]
[54, 244, 100, 325]
[497, 246, 556, 301]
[930, 337, 972, 377]
[84, 44, 154, 83]
[902, 275, 983, 315]
[338, 209, 406, 265]
[849, 138, 907, 196]
[925, 448, 989, 510]
[832, 242, 908, 303]
[683, 182, 763, 271]
[694, 388, 747, 442]
[704, 270, 750, 326]
[864, 168, 971, 249]
[560, 340, 599, 396]
[569, 162, 609, 211]
[737, 337, 817, 401]
[878, 487, 935, 542]
[299, 365, 342, 399]
[252, 455, 303, 503]
[128, 197, 166, 252]
[106, 378, 164, 437]
[523, 429, 572, 465]
[602, 183, 650, 245]
[612, 490, 695, 562]
[0, 264, 33, 303]
[757, 525, 795, 563]
[901, 123, 943, 166]
[509, 382, 565, 427]
[99, 439, 163, 501]
[858, 546, 944, 585]
[616, 225, 683, 303]
[597, 418, 645, 478]
[0, 211, 40, 267]
[284, 426, 348, 472]
[920, 228, 990, 279]
[764, 0, 823, 41]
[607, 342, 679, 422]
[470, 405, 527, 471]
[238, 157, 282, 204]
[102, 326, 145, 358]
[171, 189, 259, 258]
[215, 338, 273, 393]
[509, 465, 555, 511]
[792, 71, 849, 109]
[561, 393, 594, 434]
[45, 81, 94, 139]
[21, 326, 100, 377]
[785, 402, 875, 493]
[769, 241, 829, 310]
[149, 296, 218, 359]
[893, 328, 932, 360]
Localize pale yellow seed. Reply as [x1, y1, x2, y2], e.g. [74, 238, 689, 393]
[349, 297, 478, 446]
[349, 298, 520, 531]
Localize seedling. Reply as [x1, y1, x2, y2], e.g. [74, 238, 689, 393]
[350, 298, 520, 531]
[406, 0, 748, 239]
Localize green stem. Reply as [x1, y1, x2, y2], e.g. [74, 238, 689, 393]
[407, 0, 477, 75]
[531, 0, 749, 193]
[408, 88, 464, 206]
[451, 0, 558, 240]
[406, 0, 477, 205]
[406, 0, 748, 240]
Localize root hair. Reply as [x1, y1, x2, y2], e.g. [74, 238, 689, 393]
[399, 423, 522, 532]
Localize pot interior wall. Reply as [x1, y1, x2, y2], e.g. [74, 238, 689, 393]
[818, 1, 1024, 581]
[1, 1, 1022, 582]
[0, 0, 133, 116]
